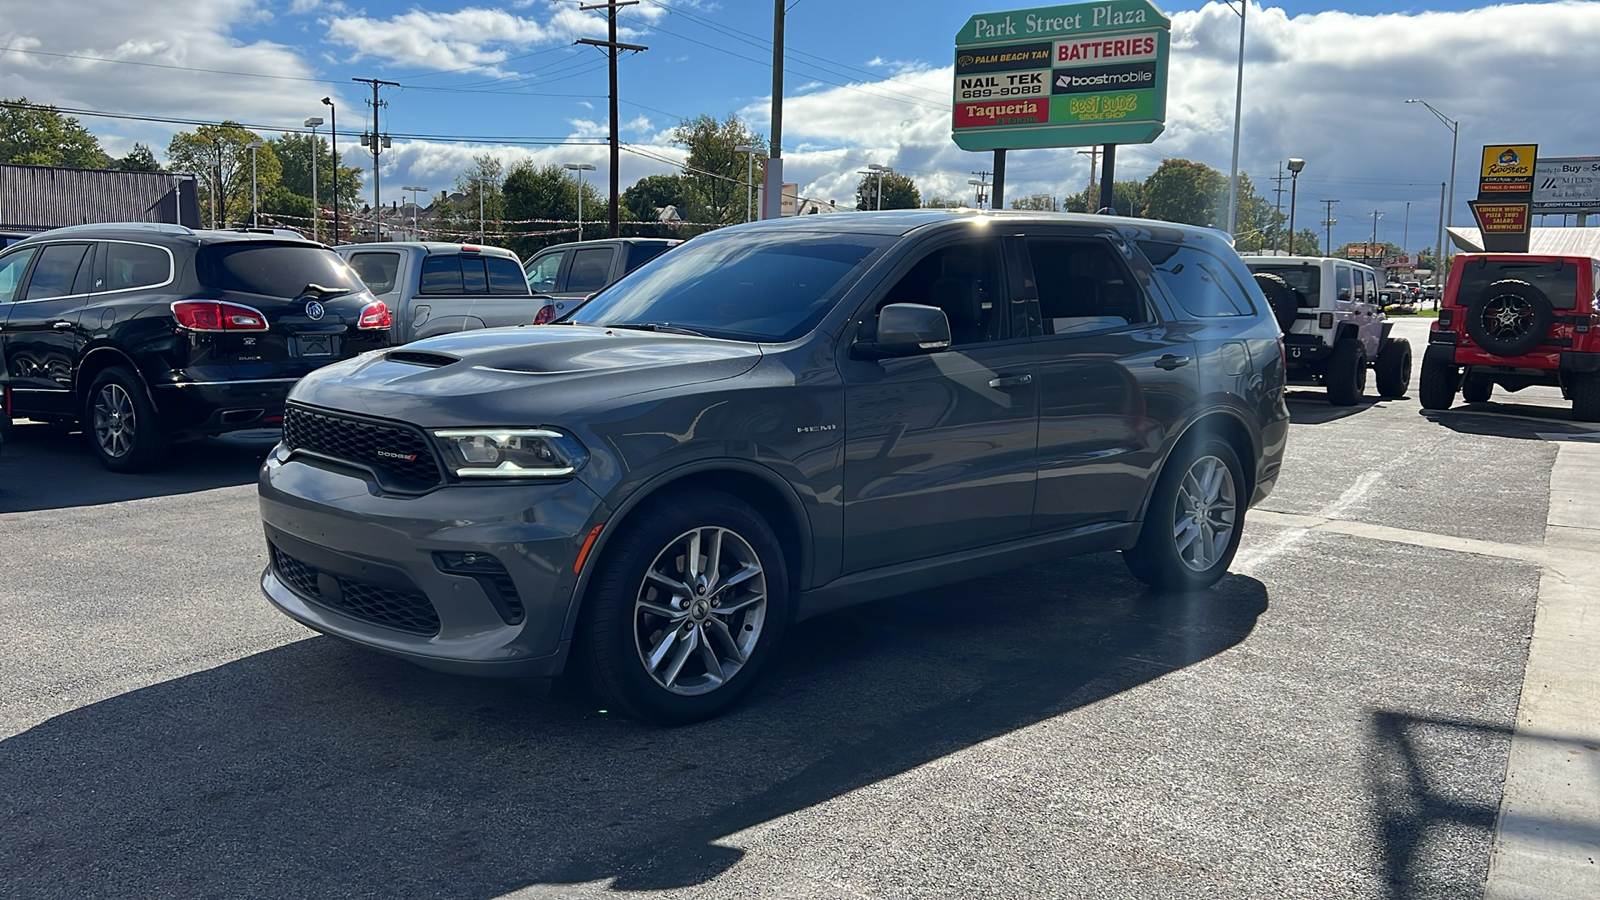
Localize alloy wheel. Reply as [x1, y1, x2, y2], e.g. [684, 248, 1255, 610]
[1172, 454, 1237, 572]
[92, 383, 137, 458]
[633, 525, 768, 696]
[1480, 294, 1534, 343]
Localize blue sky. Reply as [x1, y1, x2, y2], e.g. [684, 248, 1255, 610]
[4, 1, 1598, 252]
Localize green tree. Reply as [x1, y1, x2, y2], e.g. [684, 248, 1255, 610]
[1061, 180, 1145, 218]
[855, 170, 919, 210]
[1287, 227, 1324, 256]
[113, 143, 163, 172]
[1141, 159, 1226, 226]
[167, 122, 281, 228]
[0, 98, 112, 168]
[1229, 173, 1284, 252]
[446, 153, 505, 241]
[921, 196, 967, 209]
[1009, 192, 1059, 211]
[499, 161, 604, 255]
[264, 132, 363, 233]
[622, 173, 698, 236]
[672, 113, 764, 225]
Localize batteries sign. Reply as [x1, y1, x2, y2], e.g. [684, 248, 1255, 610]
[953, 1, 1170, 152]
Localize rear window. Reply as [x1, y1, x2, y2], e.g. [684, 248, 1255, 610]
[197, 244, 359, 297]
[1248, 264, 1321, 307]
[347, 251, 400, 294]
[626, 241, 675, 272]
[566, 247, 616, 293]
[420, 254, 526, 294]
[1456, 259, 1581, 310]
[486, 257, 530, 294]
[571, 231, 890, 342]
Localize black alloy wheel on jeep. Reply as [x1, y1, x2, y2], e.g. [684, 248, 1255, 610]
[1464, 279, 1554, 357]
[1374, 338, 1412, 399]
[1325, 338, 1367, 405]
[1252, 272, 1299, 335]
[1419, 357, 1460, 410]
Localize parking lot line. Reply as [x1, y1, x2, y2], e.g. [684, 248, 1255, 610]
[1485, 439, 1600, 899]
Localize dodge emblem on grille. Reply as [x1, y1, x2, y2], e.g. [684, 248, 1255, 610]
[305, 300, 325, 320]
[376, 450, 418, 461]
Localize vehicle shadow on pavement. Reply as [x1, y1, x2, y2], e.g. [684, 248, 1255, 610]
[1285, 394, 1378, 425]
[0, 553, 1267, 897]
[1419, 406, 1598, 441]
[0, 422, 274, 513]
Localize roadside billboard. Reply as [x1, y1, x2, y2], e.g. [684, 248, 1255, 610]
[1471, 144, 1537, 253]
[1533, 157, 1600, 212]
[952, 1, 1171, 152]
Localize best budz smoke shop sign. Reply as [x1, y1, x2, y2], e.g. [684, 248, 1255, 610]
[953, 1, 1171, 152]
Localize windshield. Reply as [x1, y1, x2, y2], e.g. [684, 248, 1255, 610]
[197, 243, 361, 298]
[569, 230, 891, 342]
[1248, 264, 1321, 308]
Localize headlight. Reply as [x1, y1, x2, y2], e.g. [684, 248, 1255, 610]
[431, 428, 588, 478]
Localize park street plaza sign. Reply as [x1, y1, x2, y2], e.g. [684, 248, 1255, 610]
[953, 1, 1171, 152]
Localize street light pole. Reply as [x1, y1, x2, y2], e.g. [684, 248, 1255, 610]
[1406, 99, 1459, 272]
[401, 186, 427, 239]
[245, 140, 265, 229]
[563, 163, 597, 240]
[1225, 0, 1247, 236]
[305, 117, 324, 242]
[735, 144, 760, 222]
[867, 163, 889, 211]
[1286, 157, 1305, 255]
[321, 98, 339, 245]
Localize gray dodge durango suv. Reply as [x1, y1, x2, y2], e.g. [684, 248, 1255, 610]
[258, 210, 1289, 723]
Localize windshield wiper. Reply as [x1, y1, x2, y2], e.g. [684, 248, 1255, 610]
[601, 322, 710, 338]
[303, 282, 354, 298]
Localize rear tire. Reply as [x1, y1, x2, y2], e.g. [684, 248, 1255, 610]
[576, 490, 789, 725]
[1572, 374, 1600, 422]
[1124, 438, 1246, 592]
[1462, 375, 1494, 404]
[1418, 357, 1460, 410]
[1325, 338, 1367, 406]
[1375, 338, 1412, 399]
[85, 366, 168, 472]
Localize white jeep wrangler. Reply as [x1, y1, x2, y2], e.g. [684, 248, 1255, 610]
[1240, 255, 1412, 405]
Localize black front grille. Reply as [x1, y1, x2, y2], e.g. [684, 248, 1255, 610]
[271, 545, 440, 636]
[282, 404, 442, 490]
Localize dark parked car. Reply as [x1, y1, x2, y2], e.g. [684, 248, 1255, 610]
[259, 210, 1289, 723]
[0, 223, 390, 471]
[521, 237, 679, 324]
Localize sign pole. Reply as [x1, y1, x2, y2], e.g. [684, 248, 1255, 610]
[1099, 144, 1116, 212]
[992, 149, 1006, 210]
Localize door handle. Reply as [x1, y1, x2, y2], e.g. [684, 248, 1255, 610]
[988, 373, 1033, 389]
[52, 320, 75, 331]
[1154, 354, 1191, 370]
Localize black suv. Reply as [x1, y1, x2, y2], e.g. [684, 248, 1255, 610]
[259, 211, 1289, 723]
[0, 223, 390, 471]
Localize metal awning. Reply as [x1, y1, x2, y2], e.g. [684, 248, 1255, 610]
[1447, 226, 1600, 257]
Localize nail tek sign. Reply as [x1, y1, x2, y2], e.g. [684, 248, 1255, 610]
[953, 1, 1171, 151]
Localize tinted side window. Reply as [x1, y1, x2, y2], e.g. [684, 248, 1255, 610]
[0, 248, 37, 303]
[880, 239, 1008, 345]
[103, 243, 171, 291]
[347, 252, 400, 294]
[566, 247, 616, 293]
[1027, 237, 1148, 334]
[525, 251, 565, 292]
[461, 257, 489, 293]
[626, 242, 673, 272]
[1140, 242, 1255, 318]
[1336, 266, 1353, 301]
[23, 243, 90, 300]
[1364, 271, 1377, 302]
[419, 255, 464, 294]
[486, 257, 530, 294]
[197, 244, 359, 297]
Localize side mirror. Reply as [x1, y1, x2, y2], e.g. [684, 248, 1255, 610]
[854, 302, 951, 359]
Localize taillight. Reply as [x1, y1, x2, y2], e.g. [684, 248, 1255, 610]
[171, 300, 268, 332]
[1318, 312, 1334, 329]
[532, 304, 555, 325]
[1438, 308, 1454, 328]
[357, 300, 391, 330]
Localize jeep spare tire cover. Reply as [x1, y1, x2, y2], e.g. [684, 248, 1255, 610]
[1465, 279, 1554, 357]
[1253, 272, 1298, 334]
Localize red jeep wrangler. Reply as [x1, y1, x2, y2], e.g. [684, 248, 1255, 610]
[1421, 253, 1600, 420]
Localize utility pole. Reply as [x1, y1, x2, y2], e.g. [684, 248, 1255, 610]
[1271, 161, 1288, 251]
[968, 171, 991, 208]
[577, 1, 647, 237]
[1369, 209, 1384, 263]
[765, 0, 785, 220]
[1321, 199, 1339, 257]
[1402, 201, 1410, 259]
[1076, 148, 1101, 202]
[353, 77, 398, 240]
[211, 137, 224, 228]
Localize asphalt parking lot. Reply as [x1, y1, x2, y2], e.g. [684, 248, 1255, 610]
[2, 318, 1596, 899]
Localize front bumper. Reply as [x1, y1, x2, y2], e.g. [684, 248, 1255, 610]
[258, 451, 605, 678]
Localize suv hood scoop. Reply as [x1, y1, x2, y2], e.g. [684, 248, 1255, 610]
[414, 324, 762, 375]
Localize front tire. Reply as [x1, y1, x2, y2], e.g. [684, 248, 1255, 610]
[85, 366, 168, 472]
[1419, 357, 1460, 410]
[1124, 438, 1246, 592]
[1325, 338, 1367, 406]
[1571, 374, 1600, 422]
[1462, 375, 1494, 404]
[1375, 338, 1412, 399]
[577, 490, 789, 724]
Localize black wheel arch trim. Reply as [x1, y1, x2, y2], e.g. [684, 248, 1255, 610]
[561, 457, 816, 644]
[1132, 404, 1262, 526]
[75, 344, 159, 415]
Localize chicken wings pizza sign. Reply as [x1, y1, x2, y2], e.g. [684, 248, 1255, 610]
[953, 1, 1170, 151]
